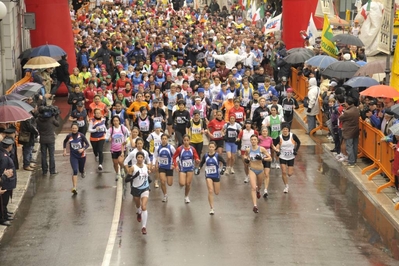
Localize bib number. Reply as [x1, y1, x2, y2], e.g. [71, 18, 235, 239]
[235, 112, 243, 119]
[205, 165, 217, 175]
[158, 157, 168, 165]
[182, 160, 193, 168]
[77, 120, 85, 127]
[192, 127, 201, 134]
[271, 124, 281, 132]
[213, 131, 222, 138]
[114, 137, 123, 144]
[154, 117, 163, 123]
[71, 142, 82, 150]
[228, 131, 237, 138]
[283, 104, 293, 111]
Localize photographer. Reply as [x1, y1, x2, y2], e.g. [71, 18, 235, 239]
[36, 106, 60, 175]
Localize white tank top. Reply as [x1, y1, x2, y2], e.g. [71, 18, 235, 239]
[241, 129, 254, 151]
[279, 133, 295, 160]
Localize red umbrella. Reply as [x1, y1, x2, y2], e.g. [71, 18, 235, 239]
[0, 105, 32, 123]
[359, 85, 399, 99]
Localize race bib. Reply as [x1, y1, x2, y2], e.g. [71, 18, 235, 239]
[77, 120, 85, 127]
[176, 117, 184, 124]
[205, 165, 217, 175]
[213, 131, 222, 138]
[192, 127, 201, 134]
[114, 137, 123, 144]
[71, 142, 82, 150]
[260, 111, 268, 118]
[182, 159, 193, 168]
[158, 157, 168, 165]
[228, 131, 237, 138]
[271, 124, 281, 132]
[242, 145, 250, 150]
[154, 140, 161, 147]
[281, 147, 293, 157]
[139, 173, 147, 181]
[140, 125, 149, 131]
[235, 112, 243, 119]
[283, 105, 293, 111]
[153, 117, 163, 123]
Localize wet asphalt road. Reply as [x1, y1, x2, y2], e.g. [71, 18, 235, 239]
[0, 132, 397, 265]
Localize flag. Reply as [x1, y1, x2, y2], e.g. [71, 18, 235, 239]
[391, 38, 399, 88]
[252, 5, 264, 24]
[262, 14, 282, 34]
[241, 0, 246, 11]
[246, 0, 251, 10]
[366, 0, 371, 11]
[321, 14, 337, 57]
[306, 13, 319, 45]
[355, 0, 362, 12]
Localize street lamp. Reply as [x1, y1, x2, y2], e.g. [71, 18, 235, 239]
[0, 2, 7, 21]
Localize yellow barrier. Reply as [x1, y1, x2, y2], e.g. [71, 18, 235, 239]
[6, 72, 32, 95]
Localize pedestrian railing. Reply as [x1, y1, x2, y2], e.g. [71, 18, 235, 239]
[290, 68, 309, 103]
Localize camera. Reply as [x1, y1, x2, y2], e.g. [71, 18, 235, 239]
[39, 105, 60, 118]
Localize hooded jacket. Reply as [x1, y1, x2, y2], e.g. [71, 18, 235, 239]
[306, 77, 320, 116]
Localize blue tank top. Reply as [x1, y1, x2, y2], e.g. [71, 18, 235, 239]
[249, 146, 261, 161]
[157, 144, 173, 170]
[204, 153, 220, 178]
[179, 146, 195, 171]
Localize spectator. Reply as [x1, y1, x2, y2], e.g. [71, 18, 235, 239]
[305, 77, 320, 134]
[19, 116, 39, 171]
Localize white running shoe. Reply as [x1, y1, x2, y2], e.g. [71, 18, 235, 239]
[338, 155, 348, 162]
[209, 209, 215, 215]
[115, 174, 121, 181]
[276, 163, 281, 169]
[185, 197, 190, 203]
[162, 195, 168, 202]
[263, 189, 268, 198]
[98, 164, 103, 171]
[230, 167, 235, 174]
[154, 180, 159, 188]
[335, 154, 344, 160]
[244, 176, 249, 183]
[95, 156, 99, 162]
[283, 186, 289, 193]
[271, 162, 276, 169]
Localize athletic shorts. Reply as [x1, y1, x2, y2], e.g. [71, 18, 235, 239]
[206, 176, 220, 182]
[180, 169, 194, 173]
[159, 168, 174, 176]
[130, 187, 150, 198]
[279, 158, 295, 167]
[111, 151, 122, 159]
[272, 138, 280, 147]
[225, 142, 237, 153]
[262, 161, 271, 168]
[211, 103, 219, 110]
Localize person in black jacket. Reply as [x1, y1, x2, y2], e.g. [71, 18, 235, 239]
[52, 55, 71, 95]
[150, 43, 184, 63]
[19, 116, 39, 171]
[0, 137, 17, 227]
[91, 41, 123, 73]
[68, 85, 85, 111]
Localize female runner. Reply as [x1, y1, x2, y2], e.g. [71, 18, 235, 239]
[125, 151, 151, 235]
[238, 120, 258, 183]
[88, 108, 107, 171]
[63, 122, 90, 194]
[244, 135, 272, 213]
[258, 127, 275, 198]
[207, 110, 226, 155]
[172, 134, 200, 203]
[198, 141, 226, 215]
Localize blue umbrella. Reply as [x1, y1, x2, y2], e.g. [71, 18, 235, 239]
[305, 55, 338, 69]
[343, 76, 379, 88]
[30, 44, 66, 58]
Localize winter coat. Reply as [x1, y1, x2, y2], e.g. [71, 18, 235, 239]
[36, 116, 60, 144]
[306, 78, 320, 116]
[0, 147, 16, 190]
[340, 105, 360, 140]
[18, 117, 39, 147]
[56, 58, 70, 83]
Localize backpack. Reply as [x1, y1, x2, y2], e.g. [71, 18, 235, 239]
[303, 96, 309, 108]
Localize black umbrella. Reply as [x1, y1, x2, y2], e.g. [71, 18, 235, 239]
[0, 100, 34, 112]
[284, 51, 314, 64]
[18, 48, 32, 60]
[12, 82, 43, 97]
[0, 94, 27, 102]
[287, 47, 315, 57]
[321, 61, 360, 79]
[343, 77, 379, 88]
[331, 34, 364, 47]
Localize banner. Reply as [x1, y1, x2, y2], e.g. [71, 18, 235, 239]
[321, 14, 337, 57]
[262, 14, 282, 34]
[377, 0, 392, 55]
[307, 13, 319, 45]
[391, 33, 399, 88]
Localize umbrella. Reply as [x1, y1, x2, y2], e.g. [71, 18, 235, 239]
[30, 44, 66, 58]
[287, 47, 314, 56]
[0, 94, 27, 102]
[355, 60, 367, 67]
[0, 100, 34, 112]
[354, 60, 385, 76]
[343, 77, 379, 88]
[389, 105, 399, 119]
[321, 61, 360, 79]
[0, 105, 32, 123]
[18, 48, 32, 60]
[305, 55, 338, 69]
[284, 51, 314, 64]
[359, 85, 399, 98]
[332, 34, 364, 47]
[12, 82, 43, 97]
[23, 56, 60, 69]
[388, 123, 399, 135]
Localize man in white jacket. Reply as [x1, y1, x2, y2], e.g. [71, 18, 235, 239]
[306, 77, 320, 134]
[212, 48, 247, 70]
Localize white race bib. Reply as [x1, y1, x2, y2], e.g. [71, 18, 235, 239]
[271, 124, 281, 132]
[192, 127, 201, 134]
[77, 120, 85, 127]
[283, 105, 293, 111]
[154, 117, 163, 123]
[213, 131, 222, 138]
[260, 111, 268, 118]
[158, 157, 168, 165]
[205, 165, 217, 175]
[71, 142, 82, 150]
[182, 159, 193, 168]
[235, 112, 243, 119]
[114, 137, 123, 144]
[228, 131, 237, 138]
[154, 140, 161, 147]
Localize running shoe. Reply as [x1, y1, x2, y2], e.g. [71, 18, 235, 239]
[335, 154, 344, 160]
[253, 206, 259, 213]
[137, 212, 142, 222]
[95, 156, 99, 162]
[71, 188, 77, 195]
[263, 189, 268, 198]
[185, 197, 190, 204]
[338, 155, 348, 162]
[115, 174, 120, 181]
[81, 172, 86, 178]
[154, 180, 159, 188]
[271, 162, 276, 169]
[209, 209, 215, 215]
[98, 164, 103, 171]
[283, 186, 289, 193]
[276, 163, 281, 169]
[244, 176, 249, 183]
[256, 188, 261, 199]
[141, 227, 147, 235]
[162, 195, 168, 202]
[230, 167, 235, 174]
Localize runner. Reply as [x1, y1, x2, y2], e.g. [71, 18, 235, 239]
[125, 151, 151, 235]
[172, 100, 190, 146]
[153, 134, 176, 202]
[275, 124, 301, 193]
[188, 110, 208, 174]
[243, 135, 272, 213]
[63, 122, 90, 195]
[69, 101, 88, 136]
[88, 108, 107, 171]
[124, 138, 152, 171]
[172, 134, 200, 203]
[125, 127, 139, 154]
[146, 122, 163, 188]
[222, 115, 242, 174]
[207, 110, 226, 155]
[238, 120, 258, 183]
[198, 141, 227, 215]
[106, 116, 130, 181]
[262, 105, 284, 169]
[258, 127, 275, 198]
[135, 106, 153, 151]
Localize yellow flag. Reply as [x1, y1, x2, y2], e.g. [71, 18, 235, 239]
[391, 36, 399, 88]
[321, 14, 338, 58]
